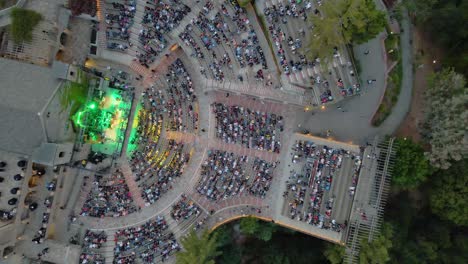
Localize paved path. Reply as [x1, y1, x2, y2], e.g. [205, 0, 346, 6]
[295, 5, 414, 145]
[204, 78, 305, 106]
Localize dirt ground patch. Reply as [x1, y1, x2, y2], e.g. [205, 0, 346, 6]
[394, 27, 443, 142]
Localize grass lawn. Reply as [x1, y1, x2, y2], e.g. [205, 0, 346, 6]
[60, 70, 91, 117]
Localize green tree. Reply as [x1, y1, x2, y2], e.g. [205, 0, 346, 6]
[212, 226, 232, 248]
[239, 217, 260, 235]
[306, 0, 386, 60]
[393, 138, 432, 189]
[263, 250, 291, 264]
[344, 0, 387, 44]
[239, 217, 277, 241]
[324, 243, 345, 264]
[9, 8, 42, 43]
[176, 230, 222, 264]
[429, 159, 468, 226]
[426, 1, 468, 50]
[217, 246, 242, 264]
[236, 0, 252, 8]
[402, 0, 438, 24]
[426, 0, 468, 77]
[359, 223, 393, 264]
[213, 226, 242, 264]
[307, 11, 347, 60]
[256, 222, 277, 241]
[421, 68, 467, 169]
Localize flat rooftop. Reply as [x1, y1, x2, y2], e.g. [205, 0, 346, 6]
[0, 58, 61, 154]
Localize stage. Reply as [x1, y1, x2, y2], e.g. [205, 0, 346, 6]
[73, 85, 133, 156]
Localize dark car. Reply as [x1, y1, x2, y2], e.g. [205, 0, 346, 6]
[29, 202, 38, 211]
[8, 198, 18, 205]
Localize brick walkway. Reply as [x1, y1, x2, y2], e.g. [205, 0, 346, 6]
[166, 131, 280, 163]
[190, 192, 265, 213]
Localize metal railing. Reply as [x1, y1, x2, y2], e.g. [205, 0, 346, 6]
[344, 137, 396, 263]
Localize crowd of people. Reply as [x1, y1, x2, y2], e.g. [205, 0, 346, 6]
[264, 2, 313, 76]
[136, 59, 197, 134]
[138, 141, 189, 205]
[104, 0, 136, 51]
[126, 59, 198, 205]
[113, 216, 180, 263]
[80, 170, 137, 218]
[130, 139, 190, 205]
[79, 230, 107, 264]
[264, 1, 361, 100]
[212, 103, 283, 153]
[83, 230, 107, 249]
[137, 0, 191, 66]
[163, 59, 198, 132]
[179, 1, 269, 82]
[131, 85, 165, 156]
[197, 150, 276, 201]
[170, 194, 200, 222]
[79, 253, 105, 264]
[284, 140, 359, 232]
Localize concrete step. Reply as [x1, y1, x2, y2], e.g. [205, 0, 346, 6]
[120, 160, 146, 208]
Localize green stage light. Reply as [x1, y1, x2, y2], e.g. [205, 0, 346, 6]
[76, 111, 84, 127]
[88, 103, 97, 109]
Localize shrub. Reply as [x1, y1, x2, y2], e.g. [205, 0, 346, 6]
[9, 8, 42, 43]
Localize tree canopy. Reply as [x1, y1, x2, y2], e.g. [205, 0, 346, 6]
[306, 0, 386, 60]
[9, 8, 42, 43]
[344, 0, 387, 44]
[176, 230, 221, 264]
[403, 0, 468, 77]
[393, 138, 432, 189]
[387, 189, 468, 264]
[359, 223, 393, 264]
[236, 0, 252, 8]
[421, 68, 467, 169]
[429, 159, 468, 226]
[402, 0, 438, 24]
[239, 217, 277, 241]
[324, 243, 346, 264]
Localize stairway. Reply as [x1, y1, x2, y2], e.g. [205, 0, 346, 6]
[73, 172, 94, 216]
[129, 60, 152, 78]
[119, 159, 147, 208]
[97, 0, 108, 54]
[103, 230, 116, 264]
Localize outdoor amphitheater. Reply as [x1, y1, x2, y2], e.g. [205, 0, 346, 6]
[0, 0, 396, 263]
